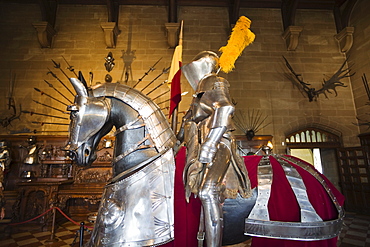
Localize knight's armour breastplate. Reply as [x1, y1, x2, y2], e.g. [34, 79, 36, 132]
[191, 75, 235, 131]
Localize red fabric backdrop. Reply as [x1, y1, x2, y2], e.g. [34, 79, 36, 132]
[162, 148, 344, 247]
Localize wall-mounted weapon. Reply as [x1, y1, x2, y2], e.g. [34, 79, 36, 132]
[32, 121, 69, 126]
[146, 80, 167, 96]
[1, 71, 22, 128]
[8, 128, 66, 134]
[43, 79, 73, 104]
[13, 58, 76, 134]
[283, 56, 354, 102]
[21, 110, 69, 120]
[32, 100, 67, 114]
[362, 73, 370, 103]
[156, 98, 170, 106]
[132, 57, 162, 88]
[141, 66, 170, 93]
[354, 73, 370, 129]
[233, 109, 271, 140]
[62, 55, 78, 77]
[33, 88, 70, 106]
[47, 67, 75, 97]
[152, 89, 170, 101]
[104, 52, 115, 72]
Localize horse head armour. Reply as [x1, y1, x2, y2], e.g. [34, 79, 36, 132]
[64, 78, 110, 166]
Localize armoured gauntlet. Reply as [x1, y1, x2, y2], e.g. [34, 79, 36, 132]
[199, 126, 227, 165]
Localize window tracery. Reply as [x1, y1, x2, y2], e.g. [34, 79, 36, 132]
[286, 128, 340, 147]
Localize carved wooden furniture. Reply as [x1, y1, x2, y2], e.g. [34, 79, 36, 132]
[57, 164, 112, 219]
[0, 135, 114, 222]
[235, 135, 273, 155]
[15, 179, 73, 223]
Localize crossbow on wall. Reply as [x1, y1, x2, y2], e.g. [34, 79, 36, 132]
[283, 56, 354, 102]
[1, 98, 22, 128]
[1, 72, 21, 128]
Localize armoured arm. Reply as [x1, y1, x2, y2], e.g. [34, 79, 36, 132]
[199, 104, 234, 164]
[188, 74, 234, 165]
[199, 126, 226, 164]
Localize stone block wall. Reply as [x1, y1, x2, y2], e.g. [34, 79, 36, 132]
[231, 7, 360, 152]
[0, 2, 368, 153]
[346, 0, 370, 133]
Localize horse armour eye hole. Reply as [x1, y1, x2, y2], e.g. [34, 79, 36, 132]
[71, 111, 79, 119]
[66, 150, 77, 160]
[85, 148, 90, 157]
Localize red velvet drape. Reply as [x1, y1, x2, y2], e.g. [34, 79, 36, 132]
[163, 148, 344, 247]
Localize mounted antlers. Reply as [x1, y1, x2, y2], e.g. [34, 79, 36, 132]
[283, 56, 354, 102]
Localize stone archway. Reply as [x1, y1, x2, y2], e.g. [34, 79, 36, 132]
[273, 116, 360, 151]
[285, 127, 341, 148]
[283, 118, 344, 139]
[284, 125, 342, 190]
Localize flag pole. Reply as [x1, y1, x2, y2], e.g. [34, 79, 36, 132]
[178, 20, 183, 46]
[170, 20, 183, 134]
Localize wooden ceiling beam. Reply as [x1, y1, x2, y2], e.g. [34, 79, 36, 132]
[12, 0, 340, 10]
[100, 0, 120, 48]
[228, 0, 241, 26]
[38, 0, 57, 27]
[333, 0, 358, 33]
[333, 0, 358, 53]
[106, 0, 119, 23]
[168, 0, 178, 23]
[281, 0, 298, 30]
[32, 0, 57, 48]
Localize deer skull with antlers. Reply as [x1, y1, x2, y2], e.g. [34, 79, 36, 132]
[283, 56, 354, 102]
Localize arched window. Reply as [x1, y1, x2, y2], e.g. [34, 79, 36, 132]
[285, 128, 341, 148]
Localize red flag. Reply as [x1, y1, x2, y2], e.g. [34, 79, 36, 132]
[168, 43, 182, 118]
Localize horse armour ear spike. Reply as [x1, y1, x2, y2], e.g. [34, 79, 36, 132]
[69, 78, 88, 97]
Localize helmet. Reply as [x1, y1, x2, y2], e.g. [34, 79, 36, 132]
[182, 51, 219, 90]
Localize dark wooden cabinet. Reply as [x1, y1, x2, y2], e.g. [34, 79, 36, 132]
[0, 135, 114, 222]
[234, 134, 273, 155]
[15, 179, 74, 223]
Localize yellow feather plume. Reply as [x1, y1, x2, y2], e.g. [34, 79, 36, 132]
[219, 16, 255, 73]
